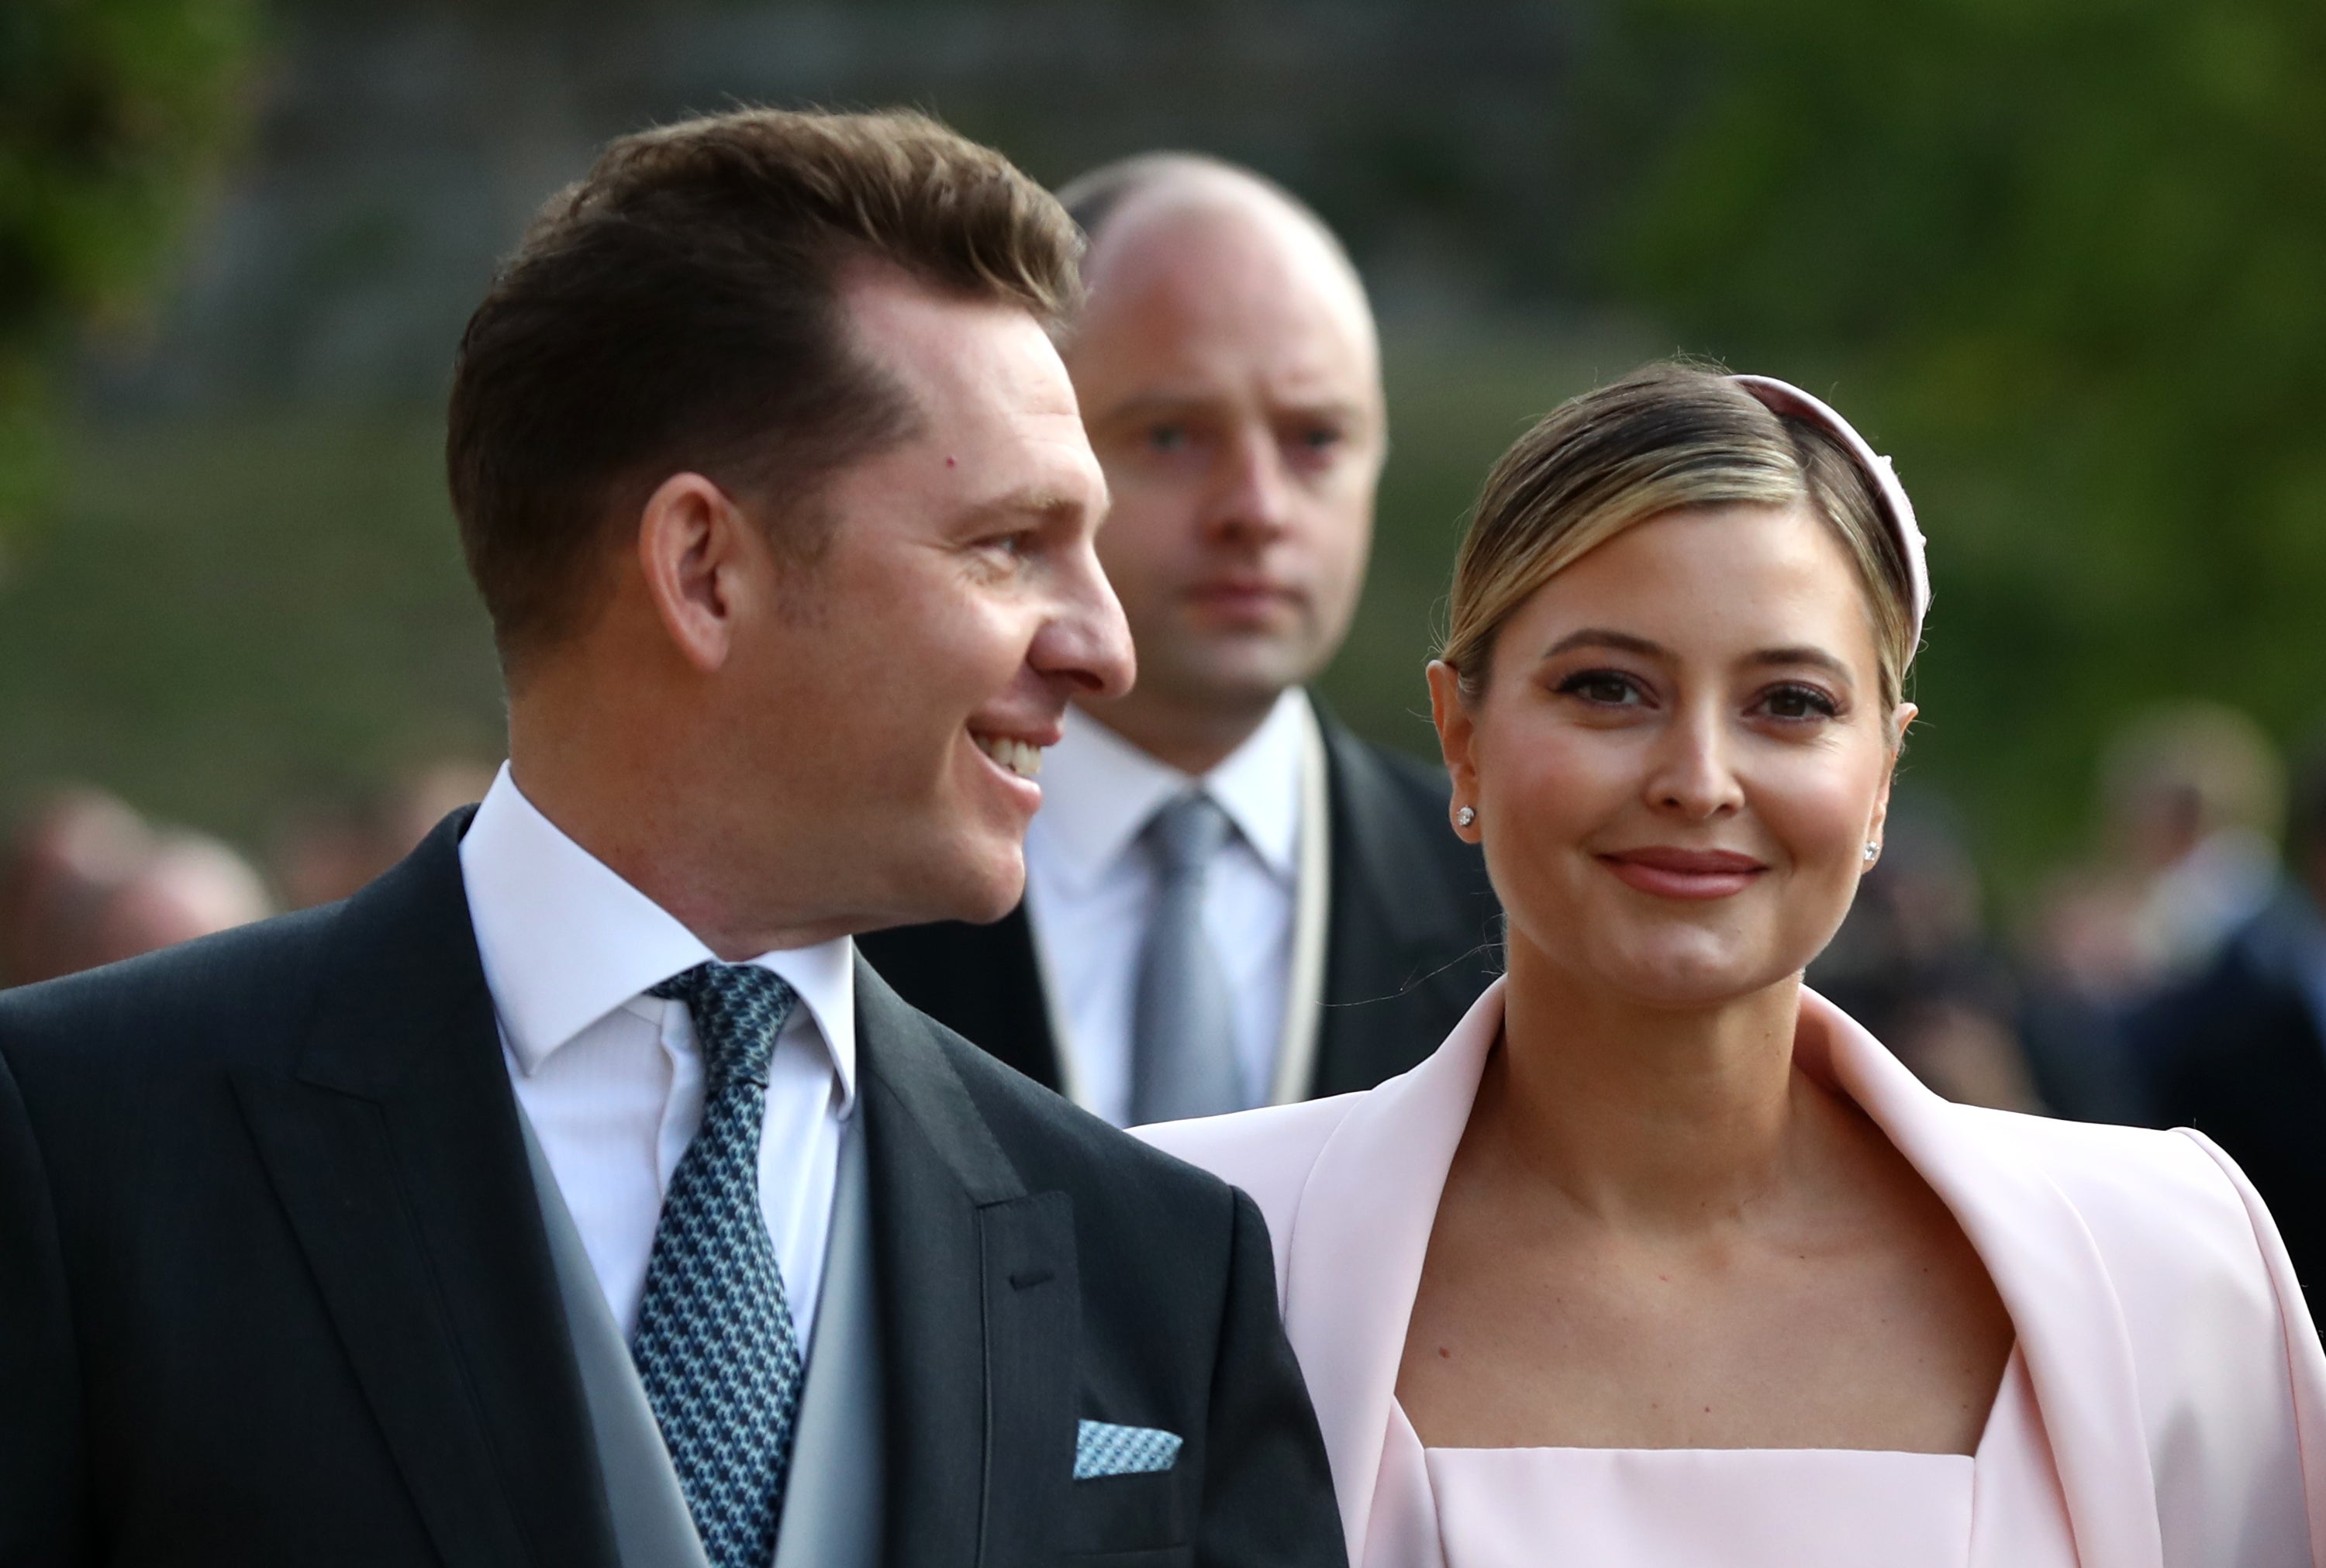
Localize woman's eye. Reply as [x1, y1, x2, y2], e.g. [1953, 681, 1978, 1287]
[1557, 670, 1645, 707]
[1147, 424, 1188, 453]
[1759, 683, 1840, 721]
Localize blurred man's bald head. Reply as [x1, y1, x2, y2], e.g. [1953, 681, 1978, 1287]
[1054, 154, 1385, 774]
[0, 796, 273, 984]
[1060, 153, 1372, 324]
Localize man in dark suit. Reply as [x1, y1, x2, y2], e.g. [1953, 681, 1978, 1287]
[2135, 736, 2326, 1307]
[861, 156, 1500, 1125]
[0, 109, 1343, 1568]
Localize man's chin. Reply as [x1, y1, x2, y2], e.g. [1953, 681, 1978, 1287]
[882, 839, 1027, 929]
[946, 873, 1028, 926]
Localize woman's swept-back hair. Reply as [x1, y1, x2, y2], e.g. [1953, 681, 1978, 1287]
[446, 106, 1083, 670]
[1439, 361, 1917, 711]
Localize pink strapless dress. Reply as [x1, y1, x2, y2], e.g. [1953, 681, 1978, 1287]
[1372, 1345, 2079, 1568]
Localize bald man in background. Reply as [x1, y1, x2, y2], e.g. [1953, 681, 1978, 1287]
[0, 791, 274, 985]
[863, 154, 1500, 1125]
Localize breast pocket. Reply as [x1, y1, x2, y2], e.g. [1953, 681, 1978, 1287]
[1061, 1466, 1191, 1562]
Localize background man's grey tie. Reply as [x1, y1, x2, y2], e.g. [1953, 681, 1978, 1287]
[1130, 791, 1248, 1123]
[633, 961, 806, 1568]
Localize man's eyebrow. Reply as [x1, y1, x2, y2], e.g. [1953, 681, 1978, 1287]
[953, 487, 1085, 528]
[1096, 391, 1225, 424]
[1098, 391, 1368, 424]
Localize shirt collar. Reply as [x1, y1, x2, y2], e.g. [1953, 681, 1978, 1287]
[1029, 688, 1310, 895]
[457, 764, 857, 1112]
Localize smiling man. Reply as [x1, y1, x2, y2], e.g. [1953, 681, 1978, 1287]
[0, 111, 1343, 1568]
[864, 155, 1502, 1125]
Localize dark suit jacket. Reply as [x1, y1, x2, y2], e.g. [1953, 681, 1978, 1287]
[0, 814, 1344, 1568]
[2134, 897, 2326, 1309]
[859, 709, 1503, 1104]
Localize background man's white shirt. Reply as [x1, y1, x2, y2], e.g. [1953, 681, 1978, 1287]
[1023, 688, 1311, 1126]
[460, 763, 854, 1343]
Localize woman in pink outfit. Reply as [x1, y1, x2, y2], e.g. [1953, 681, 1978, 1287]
[1141, 363, 2326, 1568]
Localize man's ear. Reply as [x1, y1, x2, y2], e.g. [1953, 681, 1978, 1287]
[1427, 660, 1482, 843]
[636, 472, 752, 674]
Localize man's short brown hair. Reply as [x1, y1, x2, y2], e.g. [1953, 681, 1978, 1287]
[446, 107, 1083, 668]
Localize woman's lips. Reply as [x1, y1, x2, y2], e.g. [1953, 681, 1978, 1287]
[1596, 846, 1769, 901]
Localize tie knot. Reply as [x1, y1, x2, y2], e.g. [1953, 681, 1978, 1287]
[649, 962, 799, 1087]
[1145, 791, 1233, 877]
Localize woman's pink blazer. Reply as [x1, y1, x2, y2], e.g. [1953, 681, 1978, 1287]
[1139, 979, 2326, 1567]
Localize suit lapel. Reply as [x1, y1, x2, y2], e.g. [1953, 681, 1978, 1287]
[856, 960, 1078, 1568]
[1802, 989, 2166, 1568]
[973, 1189, 1080, 1563]
[858, 911, 1064, 1092]
[233, 815, 619, 1568]
[1314, 719, 1492, 1095]
[1280, 981, 1505, 1564]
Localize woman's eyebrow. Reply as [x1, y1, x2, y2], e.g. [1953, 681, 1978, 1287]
[1541, 631, 1858, 685]
[1541, 628, 1665, 660]
[1747, 645, 1855, 681]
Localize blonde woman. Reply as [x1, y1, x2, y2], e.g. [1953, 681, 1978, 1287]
[1142, 364, 2326, 1567]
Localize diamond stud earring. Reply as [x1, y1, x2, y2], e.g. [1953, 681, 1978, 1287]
[1864, 841, 1880, 863]
[1457, 806, 1477, 829]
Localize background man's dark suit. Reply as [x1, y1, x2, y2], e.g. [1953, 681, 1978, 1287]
[861, 715, 1503, 1104]
[2132, 896, 2326, 1309]
[0, 815, 1344, 1566]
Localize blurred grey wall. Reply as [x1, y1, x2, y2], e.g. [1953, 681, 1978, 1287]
[90, 0, 1603, 413]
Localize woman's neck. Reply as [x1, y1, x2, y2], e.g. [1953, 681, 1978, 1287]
[1484, 941, 1819, 1234]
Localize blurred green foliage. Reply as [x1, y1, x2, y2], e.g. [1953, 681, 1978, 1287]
[11, 0, 2326, 910]
[0, 413, 503, 846]
[1607, 0, 2326, 891]
[0, 330, 1616, 847]
[0, 0, 259, 533]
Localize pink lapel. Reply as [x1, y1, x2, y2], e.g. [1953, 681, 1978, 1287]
[1280, 980, 1506, 1563]
[1800, 988, 2164, 1568]
[1282, 978, 2166, 1568]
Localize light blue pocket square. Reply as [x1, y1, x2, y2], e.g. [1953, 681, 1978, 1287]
[1074, 1419, 1183, 1480]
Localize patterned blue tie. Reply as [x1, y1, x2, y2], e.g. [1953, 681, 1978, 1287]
[633, 962, 806, 1568]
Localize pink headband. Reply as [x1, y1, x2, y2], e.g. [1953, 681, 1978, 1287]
[1731, 374, 1930, 655]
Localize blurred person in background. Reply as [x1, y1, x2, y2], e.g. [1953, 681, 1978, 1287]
[2132, 729, 2326, 1305]
[0, 789, 152, 985]
[0, 788, 272, 985]
[273, 759, 499, 908]
[1807, 795, 2041, 1112]
[863, 153, 1500, 1127]
[85, 831, 276, 970]
[2034, 703, 2284, 999]
[2020, 702, 2286, 1123]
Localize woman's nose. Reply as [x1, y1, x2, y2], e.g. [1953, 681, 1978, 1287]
[1647, 711, 1745, 819]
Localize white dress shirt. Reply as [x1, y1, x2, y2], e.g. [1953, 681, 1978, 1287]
[460, 764, 855, 1346]
[1023, 688, 1325, 1126]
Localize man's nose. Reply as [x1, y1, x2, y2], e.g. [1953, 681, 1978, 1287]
[1203, 426, 1293, 543]
[1032, 546, 1136, 701]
